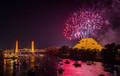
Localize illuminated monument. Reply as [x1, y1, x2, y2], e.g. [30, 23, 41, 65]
[31, 41, 34, 52]
[73, 38, 103, 51]
[15, 40, 18, 53]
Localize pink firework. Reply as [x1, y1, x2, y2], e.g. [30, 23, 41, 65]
[63, 9, 104, 40]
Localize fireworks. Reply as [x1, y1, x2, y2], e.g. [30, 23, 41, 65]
[63, 9, 104, 40]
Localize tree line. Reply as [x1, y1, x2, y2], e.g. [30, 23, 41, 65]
[46, 43, 120, 63]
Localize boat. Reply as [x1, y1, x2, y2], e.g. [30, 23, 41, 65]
[64, 60, 70, 64]
[60, 63, 63, 65]
[99, 74, 105, 76]
[57, 58, 63, 62]
[58, 68, 64, 74]
[104, 67, 112, 72]
[87, 62, 91, 65]
[73, 61, 81, 67]
[112, 65, 119, 71]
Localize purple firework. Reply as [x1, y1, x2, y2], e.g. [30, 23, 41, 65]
[63, 9, 104, 40]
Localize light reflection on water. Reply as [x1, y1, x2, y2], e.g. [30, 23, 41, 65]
[1, 55, 120, 76]
[58, 59, 113, 76]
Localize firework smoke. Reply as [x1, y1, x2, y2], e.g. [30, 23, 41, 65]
[98, 0, 120, 46]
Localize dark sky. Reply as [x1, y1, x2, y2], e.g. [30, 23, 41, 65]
[1, 0, 119, 49]
[0, 0, 82, 49]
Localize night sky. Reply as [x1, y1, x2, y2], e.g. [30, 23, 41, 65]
[0, 0, 120, 49]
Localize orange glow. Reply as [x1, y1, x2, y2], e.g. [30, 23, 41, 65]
[73, 38, 103, 51]
[118, 49, 120, 52]
[32, 41, 34, 52]
[4, 60, 6, 73]
[4, 59, 6, 65]
[16, 40, 18, 53]
[31, 56, 34, 62]
[4, 53, 7, 57]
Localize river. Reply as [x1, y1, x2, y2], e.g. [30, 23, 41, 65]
[0, 54, 119, 76]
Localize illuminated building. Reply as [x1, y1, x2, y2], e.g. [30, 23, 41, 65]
[73, 38, 103, 51]
[15, 40, 18, 53]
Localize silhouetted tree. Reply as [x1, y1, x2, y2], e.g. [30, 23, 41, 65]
[69, 48, 80, 60]
[115, 44, 120, 57]
[69, 48, 98, 61]
[47, 46, 59, 56]
[0, 50, 4, 63]
[59, 45, 70, 54]
[101, 43, 118, 63]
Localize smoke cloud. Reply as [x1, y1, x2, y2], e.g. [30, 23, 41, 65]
[98, 0, 120, 46]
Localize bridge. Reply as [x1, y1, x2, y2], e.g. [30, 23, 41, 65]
[3, 40, 46, 58]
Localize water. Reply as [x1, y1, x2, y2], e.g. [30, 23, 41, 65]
[0, 54, 120, 76]
[58, 59, 113, 76]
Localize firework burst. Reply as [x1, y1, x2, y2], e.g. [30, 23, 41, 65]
[63, 9, 104, 40]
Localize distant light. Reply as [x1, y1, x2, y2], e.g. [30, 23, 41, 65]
[19, 52, 21, 55]
[40, 54, 44, 57]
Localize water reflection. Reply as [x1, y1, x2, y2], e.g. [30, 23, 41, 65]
[57, 59, 113, 76]
[1, 55, 120, 76]
[4, 63, 6, 75]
